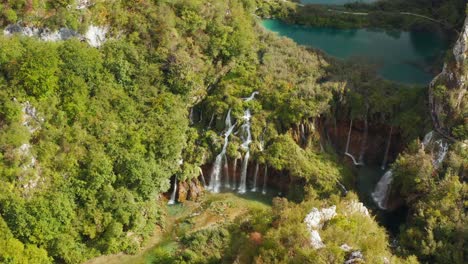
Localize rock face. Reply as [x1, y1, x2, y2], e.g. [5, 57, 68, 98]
[429, 16, 468, 139]
[177, 178, 204, 203]
[304, 205, 337, 249]
[4, 24, 108, 47]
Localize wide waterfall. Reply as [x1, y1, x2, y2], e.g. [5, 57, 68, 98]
[238, 109, 252, 194]
[208, 109, 235, 193]
[168, 178, 178, 205]
[372, 170, 393, 209]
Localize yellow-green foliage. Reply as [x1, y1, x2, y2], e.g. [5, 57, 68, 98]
[258, 193, 418, 264]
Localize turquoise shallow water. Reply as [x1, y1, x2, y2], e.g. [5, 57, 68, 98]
[301, 0, 376, 4]
[262, 19, 449, 84]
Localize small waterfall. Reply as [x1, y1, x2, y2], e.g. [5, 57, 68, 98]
[232, 158, 238, 190]
[168, 178, 178, 205]
[251, 163, 259, 192]
[345, 119, 353, 153]
[208, 109, 235, 193]
[189, 108, 194, 125]
[423, 131, 433, 146]
[262, 166, 268, 195]
[199, 167, 207, 187]
[337, 181, 348, 194]
[243, 91, 259, 101]
[239, 151, 250, 194]
[358, 117, 368, 164]
[208, 113, 215, 128]
[344, 119, 364, 166]
[372, 170, 393, 209]
[381, 126, 393, 170]
[223, 154, 230, 188]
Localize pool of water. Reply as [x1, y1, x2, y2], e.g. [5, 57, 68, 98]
[262, 19, 449, 84]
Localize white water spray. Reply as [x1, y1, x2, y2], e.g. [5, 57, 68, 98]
[208, 109, 235, 193]
[168, 178, 178, 205]
[372, 170, 393, 209]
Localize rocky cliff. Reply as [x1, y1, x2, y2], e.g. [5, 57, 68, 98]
[429, 15, 468, 140]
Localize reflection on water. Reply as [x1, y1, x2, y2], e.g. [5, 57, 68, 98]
[262, 19, 449, 84]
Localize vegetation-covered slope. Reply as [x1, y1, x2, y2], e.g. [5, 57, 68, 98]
[0, 0, 466, 264]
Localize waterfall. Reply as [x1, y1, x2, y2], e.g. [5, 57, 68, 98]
[189, 108, 194, 125]
[423, 131, 433, 146]
[208, 109, 235, 193]
[238, 110, 252, 193]
[372, 170, 393, 209]
[199, 167, 207, 187]
[301, 123, 306, 143]
[243, 91, 259, 101]
[223, 154, 230, 188]
[262, 166, 268, 195]
[208, 113, 215, 128]
[232, 158, 238, 190]
[433, 139, 449, 168]
[337, 181, 348, 194]
[381, 126, 393, 170]
[344, 119, 364, 166]
[251, 163, 259, 192]
[168, 178, 178, 205]
[345, 119, 353, 153]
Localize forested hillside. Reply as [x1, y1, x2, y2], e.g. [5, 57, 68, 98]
[0, 0, 466, 264]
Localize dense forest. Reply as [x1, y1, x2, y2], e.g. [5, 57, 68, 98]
[0, 0, 466, 264]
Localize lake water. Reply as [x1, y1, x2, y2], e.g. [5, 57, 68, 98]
[301, 0, 376, 4]
[262, 19, 449, 84]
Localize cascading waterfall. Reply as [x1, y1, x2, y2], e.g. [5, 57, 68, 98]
[223, 154, 230, 188]
[238, 109, 252, 194]
[251, 163, 259, 192]
[208, 109, 235, 193]
[372, 170, 393, 209]
[344, 119, 364, 166]
[168, 178, 178, 205]
[262, 166, 268, 195]
[381, 126, 393, 170]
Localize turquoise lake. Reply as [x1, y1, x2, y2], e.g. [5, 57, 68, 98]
[262, 19, 449, 84]
[301, 0, 376, 4]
